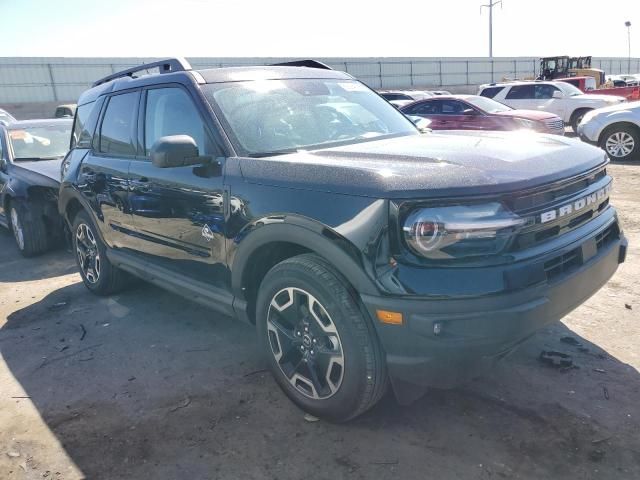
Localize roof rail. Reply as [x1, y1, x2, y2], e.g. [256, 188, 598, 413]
[92, 57, 192, 87]
[270, 59, 333, 70]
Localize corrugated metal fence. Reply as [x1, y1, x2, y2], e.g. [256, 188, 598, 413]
[1, 56, 639, 104]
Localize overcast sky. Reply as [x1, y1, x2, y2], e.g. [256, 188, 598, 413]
[1, 0, 637, 58]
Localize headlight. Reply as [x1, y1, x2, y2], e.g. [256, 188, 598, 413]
[403, 203, 525, 260]
[513, 118, 537, 130]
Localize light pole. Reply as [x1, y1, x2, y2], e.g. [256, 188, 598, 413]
[481, 0, 502, 58]
[625, 21, 632, 73]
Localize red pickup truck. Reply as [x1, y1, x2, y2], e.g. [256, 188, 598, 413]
[558, 77, 640, 101]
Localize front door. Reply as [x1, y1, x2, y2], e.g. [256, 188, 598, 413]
[128, 85, 228, 289]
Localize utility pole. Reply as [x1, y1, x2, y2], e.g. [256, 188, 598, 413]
[625, 21, 632, 73]
[481, 0, 502, 58]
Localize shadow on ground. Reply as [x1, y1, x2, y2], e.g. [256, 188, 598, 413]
[2, 280, 639, 480]
[0, 229, 76, 283]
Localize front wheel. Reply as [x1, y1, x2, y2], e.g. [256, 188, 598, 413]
[599, 125, 640, 162]
[256, 254, 387, 422]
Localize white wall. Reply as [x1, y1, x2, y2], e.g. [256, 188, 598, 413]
[1, 56, 639, 108]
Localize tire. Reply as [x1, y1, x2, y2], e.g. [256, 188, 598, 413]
[256, 254, 387, 422]
[599, 124, 640, 162]
[9, 199, 49, 257]
[71, 210, 129, 295]
[571, 108, 592, 133]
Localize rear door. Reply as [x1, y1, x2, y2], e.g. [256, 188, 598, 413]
[127, 84, 228, 289]
[79, 90, 139, 248]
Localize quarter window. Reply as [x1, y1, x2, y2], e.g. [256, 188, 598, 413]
[479, 86, 505, 98]
[99, 92, 139, 156]
[71, 102, 94, 149]
[144, 87, 211, 155]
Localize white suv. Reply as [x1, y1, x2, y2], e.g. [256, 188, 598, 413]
[578, 101, 640, 161]
[478, 81, 626, 132]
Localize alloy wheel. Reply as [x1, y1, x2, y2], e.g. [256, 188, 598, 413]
[605, 131, 635, 158]
[267, 287, 345, 400]
[75, 223, 101, 284]
[10, 207, 24, 251]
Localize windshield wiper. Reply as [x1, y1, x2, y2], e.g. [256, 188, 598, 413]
[14, 156, 63, 161]
[247, 150, 296, 158]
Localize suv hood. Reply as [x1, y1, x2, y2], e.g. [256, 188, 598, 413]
[576, 93, 626, 103]
[585, 99, 640, 116]
[12, 159, 62, 185]
[238, 132, 607, 199]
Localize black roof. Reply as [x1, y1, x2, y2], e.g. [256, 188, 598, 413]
[78, 58, 353, 106]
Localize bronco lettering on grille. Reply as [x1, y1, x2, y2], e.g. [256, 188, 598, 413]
[540, 182, 612, 223]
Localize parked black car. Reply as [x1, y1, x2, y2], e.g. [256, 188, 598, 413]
[59, 58, 626, 421]
[1, 119, 72, 256]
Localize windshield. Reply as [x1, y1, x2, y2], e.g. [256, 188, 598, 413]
[464, 96, 513, 113]
[9, 124, 71, 160]
[204, 79, 418, 156]
[557, 82, 584, 97]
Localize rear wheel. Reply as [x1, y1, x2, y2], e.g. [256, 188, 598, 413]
[599, 125, 640, 162]
[72, 210, 129, 295]
[256, 254, 387, 422]
[9, 199, 49, 257]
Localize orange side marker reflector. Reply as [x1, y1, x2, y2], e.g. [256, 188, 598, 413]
[376, 310, 403, 325]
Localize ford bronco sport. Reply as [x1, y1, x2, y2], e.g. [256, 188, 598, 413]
[59, 58, 627, 422]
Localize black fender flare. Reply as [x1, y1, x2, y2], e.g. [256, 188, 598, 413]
[230, 217, 381, 301]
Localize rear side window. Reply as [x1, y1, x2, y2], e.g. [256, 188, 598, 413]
[99, 92, 139, 156]
[505, 85, 535, 100]
[479, 86, 504, 98]
[71, 102, 94, 149]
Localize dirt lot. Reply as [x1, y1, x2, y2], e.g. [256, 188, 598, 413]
[1, 163, 639, 480]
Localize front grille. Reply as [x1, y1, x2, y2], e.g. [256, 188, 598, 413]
[508, 168, 611, 251]
[544, 118, 564, 132]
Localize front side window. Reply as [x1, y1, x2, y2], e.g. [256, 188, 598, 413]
[405, 101, 438, 115]
[8, 123, 72, 161]
[505, 85, 535, 100]
[144, 87, 211, 155]
[204, 79, 417, 156]
[535, 84, 560, 99]
[439, 100, 465, 115]
[99, 92, 139, 156]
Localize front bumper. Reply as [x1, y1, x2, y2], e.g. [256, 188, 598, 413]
[361, 216, 627, 390]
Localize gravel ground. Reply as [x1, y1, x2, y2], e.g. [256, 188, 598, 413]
[0, 163, 638, 480]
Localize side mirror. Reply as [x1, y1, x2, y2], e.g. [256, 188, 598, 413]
[0, 157, 7, 172]
[462, 108, 477, 116]
[406, 115, 432, 132]
[552, 91, 564, 99]
[150, 135, 208, 168]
